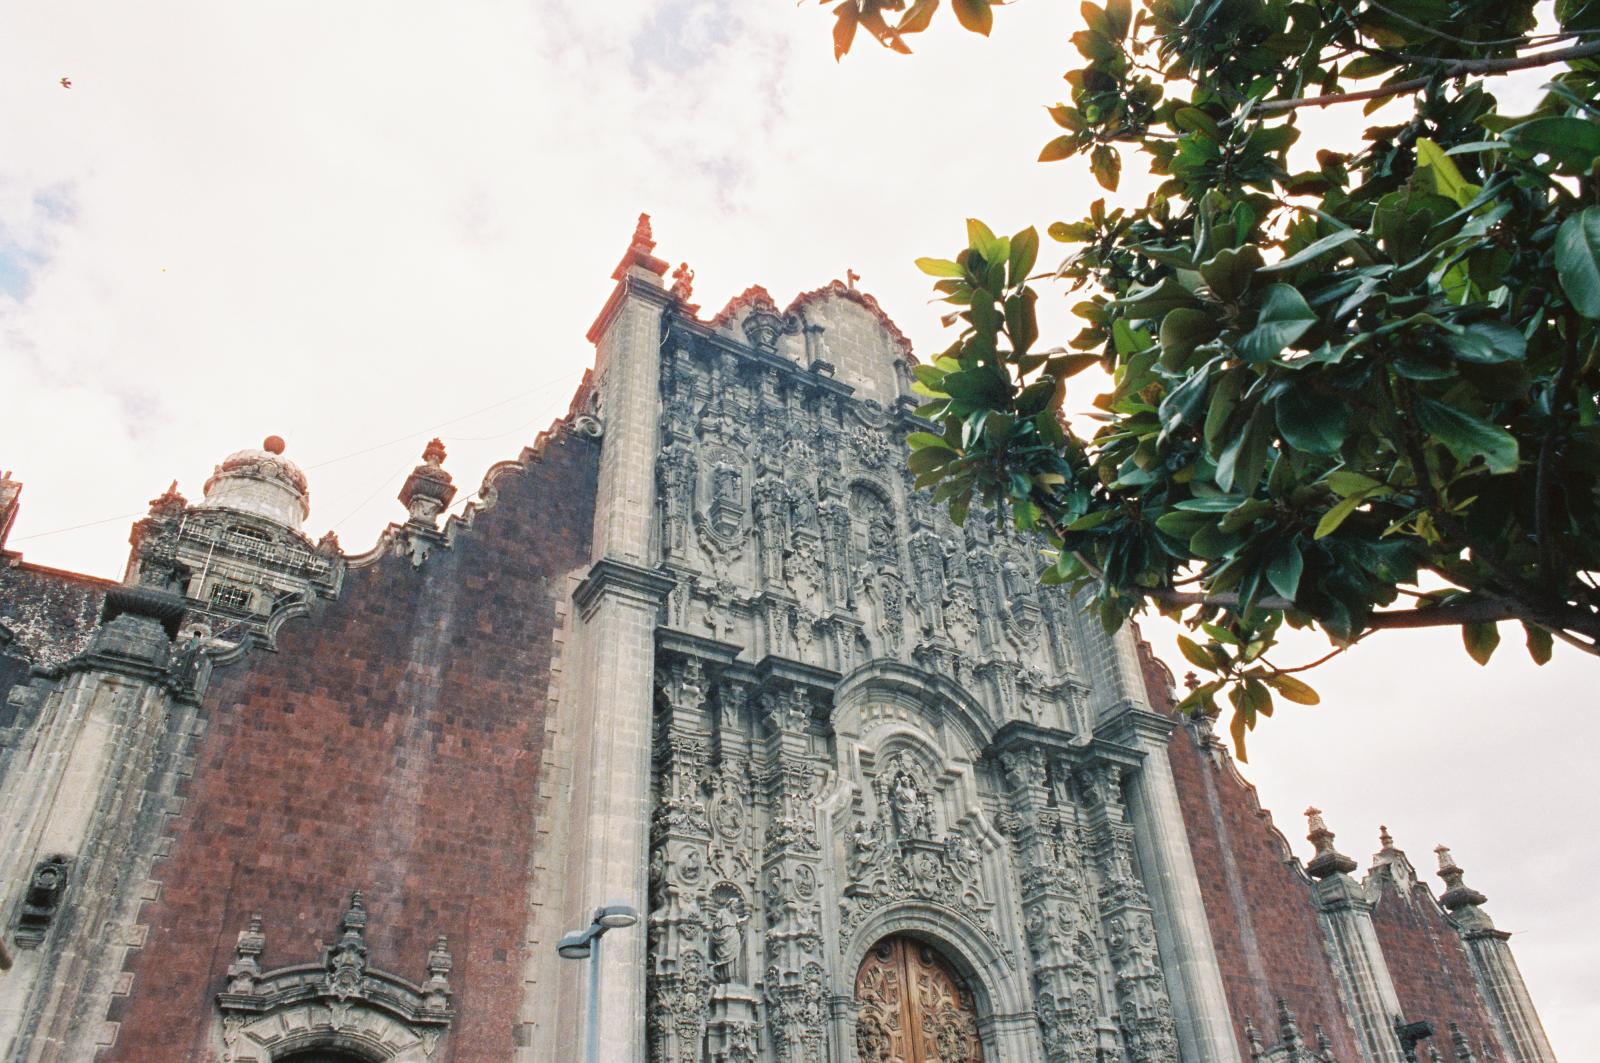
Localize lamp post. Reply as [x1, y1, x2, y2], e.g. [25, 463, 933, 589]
[557, 902, 639, 1063]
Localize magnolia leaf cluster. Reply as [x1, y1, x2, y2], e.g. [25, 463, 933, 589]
[827, 0, 1600, 759]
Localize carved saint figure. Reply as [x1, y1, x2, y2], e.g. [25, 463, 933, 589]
[848, 816, 887, 880]
[889, 771, 931, 841]
[709, 902, 748, 984]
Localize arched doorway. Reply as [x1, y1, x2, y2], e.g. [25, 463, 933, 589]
[854, 934, 984, 1062]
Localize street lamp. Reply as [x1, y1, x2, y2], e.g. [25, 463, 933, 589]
[557, 902, 639, 1063]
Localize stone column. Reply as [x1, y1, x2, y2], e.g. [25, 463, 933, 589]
[1098, 704, 1240, 1063]
[0, 585, 197, 1063]
[755, 673, 831, 1063]
[1081, 758, 1182, 1061]
[1303, 810, 1406, 1063]
[554, 215, 675, 1063]
[1433, 846, 1556, 1063]
[991, 729, 1107, 1063]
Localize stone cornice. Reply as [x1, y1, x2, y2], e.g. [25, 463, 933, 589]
[586, 272, 675, 345]
[1096, 704, 1177, 748]
[573, 558, 677, 618]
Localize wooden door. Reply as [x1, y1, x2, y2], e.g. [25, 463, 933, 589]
[854, 934, 984, 1063]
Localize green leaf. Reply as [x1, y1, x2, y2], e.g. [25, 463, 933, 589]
[1314, 491, 1372, 539]
[1276, 384, 1350, 455]
[1326, 470, 1387, 497]
[1442, 321, 1526, 365]
[1263, 672, 1320, 704]
[1177, 635, 1218, 672]
[916, 257, 965, 278]
[832, 0, 859, 58]
[1266, 541, 1303, 601]
[1554, 207, 1600, 319]
[1158, 307, 1216, 370]
[906, 431, 954, 451]
[1215, 412, 1270, 494]
[967, 218, 1003, 264]
[1507, 116, 1600, 175]
[1523, 622, 1553, 665]
[1229, 708, 1250, 762]
[1416, 398, 1519, 474]
[1009, 226, 1040, 285]
[951, 0, 993, 35]
[1237, 284, 1318, 362]
[1259, 228, 1363, 275]
[1040, 135, 1075, 162]
[1105, 0, 1131, 37]
[1204, 370, 1243, 453]
[1091, 144, 1121, 191]
[1416, 136, 1478, 208]
[1463, 621, 1501, 665]
[1199, 246, 1263, 302]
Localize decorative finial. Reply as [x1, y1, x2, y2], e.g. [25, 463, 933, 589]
[316, 529, 342, 555]
[1380, 824, 1394, 849]
[419, 933, 453, 1010]
[1183, 671, 1200, 691]
[631, 212, 655, 253]
[1305, 807, 1357, 878]
[1435, 844, 1488, 910]
[263, 435, 286, 455]
[670, 262, 695, 302]
[1314, 1024, 1335, 1061]
[399, 439, 456, 528]
[1276, 998, 1304, 1048]
[846, 268, 861, 289]
[226, 913, 267, 993]
[1243, 1017, 1265, 1059]
[146, 480, 187, 518]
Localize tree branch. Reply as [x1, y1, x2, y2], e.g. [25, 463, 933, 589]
[1259, 40, 1600, 113]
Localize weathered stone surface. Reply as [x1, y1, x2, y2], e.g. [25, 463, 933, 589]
[0, 231, 1558, 1063]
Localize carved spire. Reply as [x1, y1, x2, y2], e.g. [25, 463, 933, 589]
[147, 480, 187, 519]
[0, 467, 20, 553]
[397, 438, 456, 528]
[1305, 807, 1358, 878]
[326, 891, 369, 998]
[1314, 1024, 1336, 1062]
[225, 913, 266, 994]
[1449, 1022, 1479, 1062]
[610, 211, 668, 281]
[1434, 845, 1489, 911]
[1277, 997, 1306, 1050]
[1380, 824, 1395, 850]
[1244, 1016, 1266, 1060]
[422, 934, 453, 1011]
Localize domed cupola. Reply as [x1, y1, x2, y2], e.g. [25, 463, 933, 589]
[194, 435, 310, 531]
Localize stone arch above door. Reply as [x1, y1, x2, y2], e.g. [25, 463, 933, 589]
[835, 901, 1037, 1063]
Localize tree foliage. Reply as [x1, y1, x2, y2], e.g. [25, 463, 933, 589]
[824, 0, 1600, 757]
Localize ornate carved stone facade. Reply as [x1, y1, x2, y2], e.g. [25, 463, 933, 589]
[0, 217, 1559, 1063]
[639, 288, 1186, 1063]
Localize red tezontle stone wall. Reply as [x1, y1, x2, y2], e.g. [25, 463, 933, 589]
[1369, 874, 1503, 1056]
[1137, 638, 1365, 1059]
[103, 431, 599, 1062]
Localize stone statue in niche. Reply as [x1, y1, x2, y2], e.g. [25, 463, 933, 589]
[709, 897, 749, 984]
[889, 770, 932, 842]
[711, 462, 744, 537]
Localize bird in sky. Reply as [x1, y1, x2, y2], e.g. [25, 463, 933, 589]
[59, 77, 71, 89]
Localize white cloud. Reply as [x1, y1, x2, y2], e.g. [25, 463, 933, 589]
[0, 3, 1592, 1053]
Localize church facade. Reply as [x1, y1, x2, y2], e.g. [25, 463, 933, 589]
[0, 218, 1557, 1063]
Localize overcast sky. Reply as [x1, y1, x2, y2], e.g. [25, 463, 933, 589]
[2, 2, 1593, 1053]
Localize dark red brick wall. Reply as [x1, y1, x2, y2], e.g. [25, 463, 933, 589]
[1369, 872, 1502, 1056]
[1137, 637, 1365, 1059]
[104, 431, 599, 1063]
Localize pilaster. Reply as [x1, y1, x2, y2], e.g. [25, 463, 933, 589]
[1098, 705, 1240, 1063]
[0, 585, 196, 1063]
[1302, 811, 1405, 1063]
[1434, 847, 1556, 1063]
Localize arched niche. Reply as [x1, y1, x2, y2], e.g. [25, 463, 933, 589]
[832, 659, 999, 756]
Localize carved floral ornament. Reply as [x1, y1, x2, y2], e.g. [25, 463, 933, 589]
[215, 893, 451, 1063]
